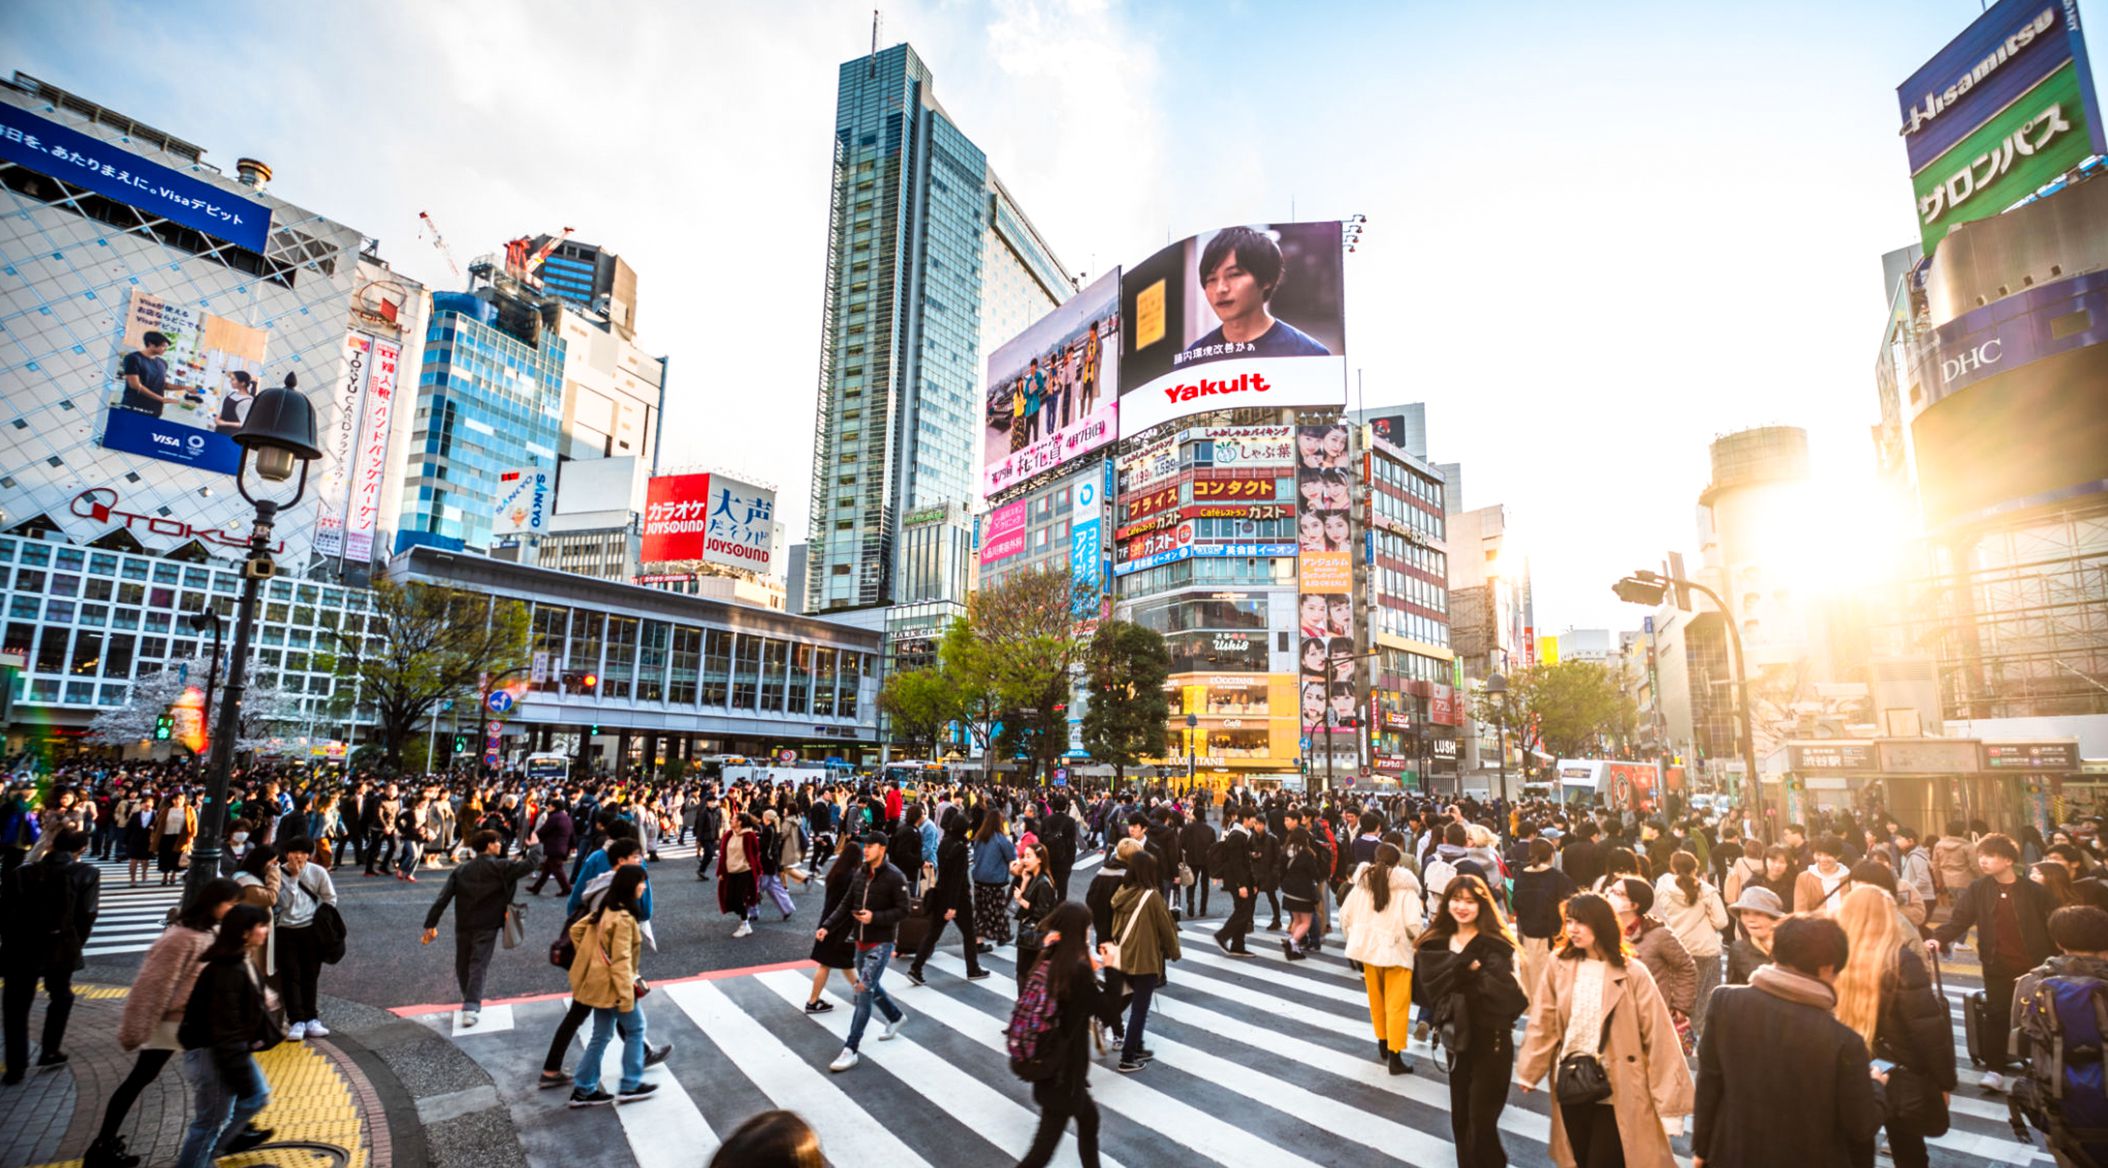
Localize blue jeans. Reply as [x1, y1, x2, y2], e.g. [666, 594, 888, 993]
[574, 1005, 646, 1094]
[1121, 973, 1158, 1061]
[844, 943, 902, 1052]
[177, 1050, 269, 1168]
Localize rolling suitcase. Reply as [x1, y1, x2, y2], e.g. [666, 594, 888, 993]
[1962, 988, 1991, 1067]
[894, 894, 931, 957]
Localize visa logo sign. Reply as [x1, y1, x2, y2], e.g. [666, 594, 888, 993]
[151, 433, 181, 448]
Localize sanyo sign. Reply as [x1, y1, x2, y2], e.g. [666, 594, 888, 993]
[1941, 337, 2003, 384]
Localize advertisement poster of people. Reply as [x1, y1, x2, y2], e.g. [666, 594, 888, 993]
[1298, 547, 1355, 743]
[982, 270, 1120, 498]
[100, 288, 270, 476]
[1118, 221, 1345, 436]
[1294, 422, 1353, 555]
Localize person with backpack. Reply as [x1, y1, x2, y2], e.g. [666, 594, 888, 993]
[2009, 904, 2108, 1167]
[539, 839, 667, 1089]
[816, 830, 911, 1073]
[1010, 900, 1115, 1168]
[176, 904, 278, 1168]
[1929, 831, 2055, 1091]
[85, 878, 240, 1168]
[2, 827, 98, 1080]
[421, 829, 540, 1029]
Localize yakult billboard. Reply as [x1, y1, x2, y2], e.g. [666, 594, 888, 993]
[640, 473, 779, 573]
[1119, 221, 1347, 436]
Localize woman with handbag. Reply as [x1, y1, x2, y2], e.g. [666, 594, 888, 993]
[1515, 892, 1694, 1168]
[972, 809, 1018, 951]
[564, 865, 657, 1108]
[1833, 885, 1954, 1168]
[1413, 873, 1528, 1166]
[1277, 827, 1326, 962]
[1011, 842, 1059, 988]
[1101, 851, 1180, 1073]
[175, 904, 279, 1168]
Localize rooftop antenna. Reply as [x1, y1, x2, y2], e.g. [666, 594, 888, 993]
[870, 9, 881, 77]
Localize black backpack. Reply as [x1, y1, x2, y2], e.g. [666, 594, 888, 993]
[15, 859, 79, 955]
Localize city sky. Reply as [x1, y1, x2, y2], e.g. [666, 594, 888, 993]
[5, 0, 2091, 631]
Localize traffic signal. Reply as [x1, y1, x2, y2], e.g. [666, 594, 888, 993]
[452, 735, 469, 752]
[153, 713, 173, 741]
[561, 670, 600, 693]
[582, 672, 598, 690]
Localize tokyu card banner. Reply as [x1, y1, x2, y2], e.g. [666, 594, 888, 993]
[640, 473, 778, 572]
[983, 270, 1120, 499]
[315, 330, 401, 562]
[99, 288, 269, 477]
[1119, 221, 1346, 436]
[1897, 0, 2107, 252]
[980, 499, 1028, 566]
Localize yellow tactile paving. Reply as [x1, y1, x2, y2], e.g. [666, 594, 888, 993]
[28, 986, 368, 1168]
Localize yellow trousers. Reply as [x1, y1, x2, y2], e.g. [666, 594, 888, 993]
[1363, 963, 1413, 1048]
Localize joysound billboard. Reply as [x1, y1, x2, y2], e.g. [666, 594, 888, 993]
[1117, 221, 1347, 436]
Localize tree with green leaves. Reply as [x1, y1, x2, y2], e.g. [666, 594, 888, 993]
[945, 567, 1088, 782]
[880, 666, 958, 759]
[323, 580, 531, 771]
[1481, 660, 1640, 772]
[1080, 620, 1171, 782]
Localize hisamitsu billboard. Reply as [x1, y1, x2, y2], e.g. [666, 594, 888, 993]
[0, 100, 271, 253]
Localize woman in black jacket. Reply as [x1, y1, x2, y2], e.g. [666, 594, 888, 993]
[1012, 843, 1060, 988]
[908, 809, 987, 983]
[175, 904, 276, 1168]
[1834, 885, 1956, 1168]
[1278, 828, 1326, 961]
[802, 835, 859, 1012]
[1414, 874, 1529, 1168]
[1017, 901, 1115, 1168]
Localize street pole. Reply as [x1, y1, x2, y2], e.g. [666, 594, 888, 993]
[185, 502, 275, 909]
[1672, 577, 1759, 814]
[1496, 708, 1507, 803]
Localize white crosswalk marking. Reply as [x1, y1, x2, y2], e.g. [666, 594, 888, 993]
[666, 979, 935, 1168]
[430, 917, 2046, 1168]
[80, 856, 183, 956]
[574, 1005, 720, 1167]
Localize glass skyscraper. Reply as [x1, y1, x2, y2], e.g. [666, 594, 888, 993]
[804, 42, 1071, 613]
[396, 290, 566, 554]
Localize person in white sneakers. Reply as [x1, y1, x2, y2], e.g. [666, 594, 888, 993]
[815, 831, 911, 1072]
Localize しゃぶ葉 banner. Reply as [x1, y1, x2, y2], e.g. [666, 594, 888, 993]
[1119, 221, 1346, 436]
[983, 271, 1120, 499]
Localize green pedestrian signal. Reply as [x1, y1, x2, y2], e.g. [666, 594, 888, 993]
[153, 713, 173, 741]
[453, 735, 469, 752]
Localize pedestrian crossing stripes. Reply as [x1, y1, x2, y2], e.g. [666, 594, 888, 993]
[430, 922, 2046, 1168]
[78, 854, 184, 958]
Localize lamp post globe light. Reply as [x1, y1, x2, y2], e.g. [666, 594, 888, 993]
[183, 375, 322, 909]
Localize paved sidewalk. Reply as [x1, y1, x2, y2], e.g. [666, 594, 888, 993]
[0, 984, 432, 1168]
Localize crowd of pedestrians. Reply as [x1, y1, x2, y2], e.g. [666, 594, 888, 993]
[2, 754, 2103, 1167]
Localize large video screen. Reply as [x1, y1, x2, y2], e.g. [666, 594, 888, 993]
[981, 270, 1120, 499]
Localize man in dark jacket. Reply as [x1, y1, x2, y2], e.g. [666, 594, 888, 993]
[335, 784, 366, 870]
[2, 828, 97, 1079]
[817, 830, 911, 1072]
[1180, 809, 1217, 918]
[1694, 915, 1882, 1168]
[526, 801, 575, 896]
[421, 830, 542, 1027]
[1042, 796, 1079, 901]
[1930, 832, 2055, 1091]
[1212, 811, 1259, 957]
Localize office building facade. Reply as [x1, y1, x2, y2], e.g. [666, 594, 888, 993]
[803, 42, 1071, 615]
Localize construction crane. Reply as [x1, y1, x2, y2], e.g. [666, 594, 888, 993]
[417, 211, 461, 277]
[503, 226, 574, 285]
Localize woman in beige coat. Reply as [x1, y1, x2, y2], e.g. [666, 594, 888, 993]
[564, 865, 653, 1107]
[1516, 891, 1694, 1168]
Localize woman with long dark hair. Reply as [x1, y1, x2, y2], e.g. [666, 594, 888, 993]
[972, 809, 1018, 949]
[175, 904, 277, 1168]
[1278, 827, 1325, 961]
[1413, 874, 1527, 1165]
[1103, 851, 1180, 1073]
[908, 808, 988, 983]
[86, 879, 239, 1168]
[801, 833, 860, 1013]
[1516, 892, 1693, 1168]
[1011, 842, 1059, 987]
[1015, 901, 1113, 1168]
[1339, 841, 1425, 1074]
[565, 864, 655, 1108]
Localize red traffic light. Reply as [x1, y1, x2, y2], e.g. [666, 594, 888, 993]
[581, 672, 598, 689]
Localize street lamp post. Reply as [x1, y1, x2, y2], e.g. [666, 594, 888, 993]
[1613, 569, 1759, 813]
[1485, 672, 1510, 803]
[184, 376, 321, 911]
[1185, 713, 1197, 792]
